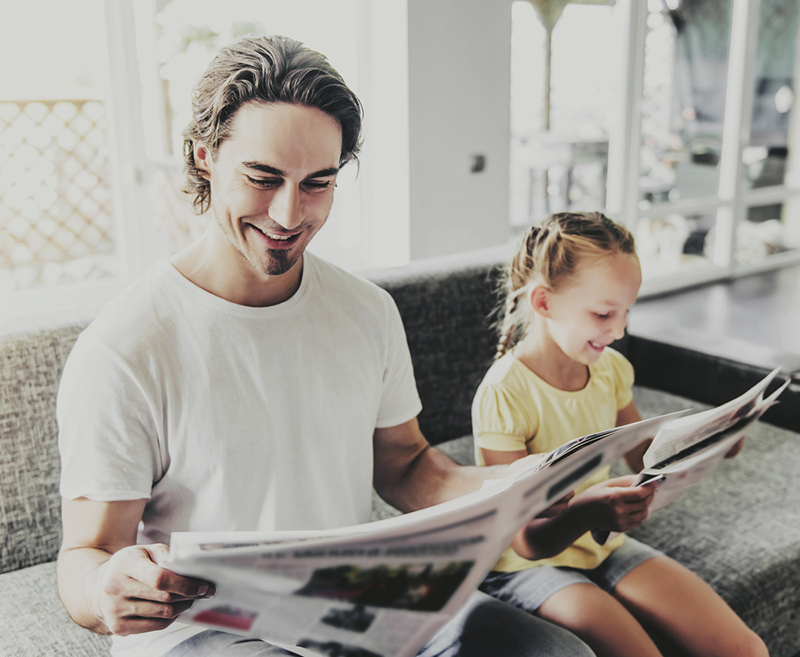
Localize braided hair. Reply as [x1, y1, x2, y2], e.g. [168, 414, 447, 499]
[494, 212, 636, 359]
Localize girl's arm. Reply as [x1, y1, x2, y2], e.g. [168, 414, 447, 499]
[509, 475, 655, 559]
[482, 443, 657, 561]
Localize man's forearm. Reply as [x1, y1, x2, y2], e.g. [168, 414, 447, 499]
[57, 547, 113, 635]
[377, 444, 508, 513]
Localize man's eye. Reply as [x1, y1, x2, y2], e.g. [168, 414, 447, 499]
[247, 176, 281, 188]
[303, 180, 333, 191]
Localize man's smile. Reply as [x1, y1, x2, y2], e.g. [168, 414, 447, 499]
[246, 223, 302, 249]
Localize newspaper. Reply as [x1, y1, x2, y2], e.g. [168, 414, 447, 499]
[165, 411, 679, 657]
[593, 368, 790, 545]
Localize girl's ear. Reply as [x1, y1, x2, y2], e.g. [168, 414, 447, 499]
[529, 285, 552, 318]
[193, 142, 213, 180]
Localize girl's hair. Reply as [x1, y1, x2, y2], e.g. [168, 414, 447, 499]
[494, 212, 636, 359]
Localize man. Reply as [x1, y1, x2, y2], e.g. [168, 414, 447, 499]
[56, 35, 593, 657]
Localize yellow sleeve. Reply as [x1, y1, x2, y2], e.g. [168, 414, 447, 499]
[471, 381, 539, 456]
[605, 348, 635, 410]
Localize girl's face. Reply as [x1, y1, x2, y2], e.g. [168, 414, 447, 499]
[541, 252, 642, 366]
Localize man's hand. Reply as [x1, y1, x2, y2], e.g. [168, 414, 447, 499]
[58, 497, 214, 636]
[577, 475, 655, 533]
[91, 544, 215, 636]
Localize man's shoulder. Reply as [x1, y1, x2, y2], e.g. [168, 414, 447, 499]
[307, 253, 393, 308]
[82, 261, 179, 343]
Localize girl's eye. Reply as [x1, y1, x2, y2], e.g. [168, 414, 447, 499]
[595, 312, 611, 320]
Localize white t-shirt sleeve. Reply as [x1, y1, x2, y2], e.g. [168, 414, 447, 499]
[57, 333, 161, 501]
[374, 295, 422, 429]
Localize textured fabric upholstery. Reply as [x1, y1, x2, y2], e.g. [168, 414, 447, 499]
[0, 323, 86, 574]
[368, 248, 508, 446]
[0, 561, 111, 655]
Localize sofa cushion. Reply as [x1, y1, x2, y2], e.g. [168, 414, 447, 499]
[0, 322, 86, 574]
[0, 560, 111, 656]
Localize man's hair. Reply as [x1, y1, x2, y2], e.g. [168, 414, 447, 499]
[182, 34, 363, 213]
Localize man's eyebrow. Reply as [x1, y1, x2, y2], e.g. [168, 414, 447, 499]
[241, 162, 339, 178]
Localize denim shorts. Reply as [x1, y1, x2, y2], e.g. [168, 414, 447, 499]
[479, 536, 663, 612]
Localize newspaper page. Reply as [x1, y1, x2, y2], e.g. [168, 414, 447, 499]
[638, 367, 789, 514]
[166, 412, 678, 657]
[594, 369, 790, 545]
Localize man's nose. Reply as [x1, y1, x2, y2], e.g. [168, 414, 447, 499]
[269, 185, 303, 230]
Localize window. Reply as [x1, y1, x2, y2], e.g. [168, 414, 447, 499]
[0, 0, 118, 298]
[510, 0, 800, 295]
[509, 1, 620, 226]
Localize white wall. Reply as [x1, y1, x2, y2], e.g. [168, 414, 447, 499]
[407, 0, 513, 259]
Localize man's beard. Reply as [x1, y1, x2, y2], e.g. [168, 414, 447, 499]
[260, 248, 296, 276]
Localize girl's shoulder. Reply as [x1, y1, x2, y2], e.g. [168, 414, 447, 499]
[478, 352, 520, 385]
[477, 351, 548, 396]
[474, 353, 543, 414]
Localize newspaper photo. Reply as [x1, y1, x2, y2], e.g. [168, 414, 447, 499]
[166, 412, 678, 657]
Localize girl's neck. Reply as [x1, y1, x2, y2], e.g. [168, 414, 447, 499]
[513, 328, 589, 392]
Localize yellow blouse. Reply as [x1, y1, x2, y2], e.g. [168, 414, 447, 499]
[471, 347, 634, 572]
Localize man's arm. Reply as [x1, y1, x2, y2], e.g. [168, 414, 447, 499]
[58, 498, 214, 636]
[372, 418, 519, 513]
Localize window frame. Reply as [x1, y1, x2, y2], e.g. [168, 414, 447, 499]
[607, 0, 800, 298]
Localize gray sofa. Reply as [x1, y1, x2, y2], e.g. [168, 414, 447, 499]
[1, 249, 799, 657]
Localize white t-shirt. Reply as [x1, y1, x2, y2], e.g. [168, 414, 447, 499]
[57, 252, 422, 656]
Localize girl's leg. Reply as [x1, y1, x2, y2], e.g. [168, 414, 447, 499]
[612, 556, 767, 657]
[537, 582, 662, 657]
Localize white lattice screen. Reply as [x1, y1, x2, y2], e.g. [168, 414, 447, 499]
[0, 99, 118, 290]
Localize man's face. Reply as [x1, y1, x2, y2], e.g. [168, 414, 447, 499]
[195, 102, 342, 280]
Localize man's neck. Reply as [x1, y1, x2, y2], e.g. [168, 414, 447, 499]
[170, 227, 303, 307]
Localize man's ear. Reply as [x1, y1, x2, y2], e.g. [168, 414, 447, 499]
[529, 285, 552, 318]
[193, 142, 213, 180]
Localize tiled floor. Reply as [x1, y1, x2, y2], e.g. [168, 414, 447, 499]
[629, 264, 800, 376]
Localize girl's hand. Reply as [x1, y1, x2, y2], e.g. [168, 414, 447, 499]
[577, 475, 655, 532]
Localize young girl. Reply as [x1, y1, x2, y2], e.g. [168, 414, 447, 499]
[472, 212, 766, 657]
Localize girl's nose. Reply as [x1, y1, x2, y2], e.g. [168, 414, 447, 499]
[611, 315, 627, 340]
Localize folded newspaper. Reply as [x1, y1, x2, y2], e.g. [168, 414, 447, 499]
[593, 367, 790, 545]
[165, 411, 679, 657]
